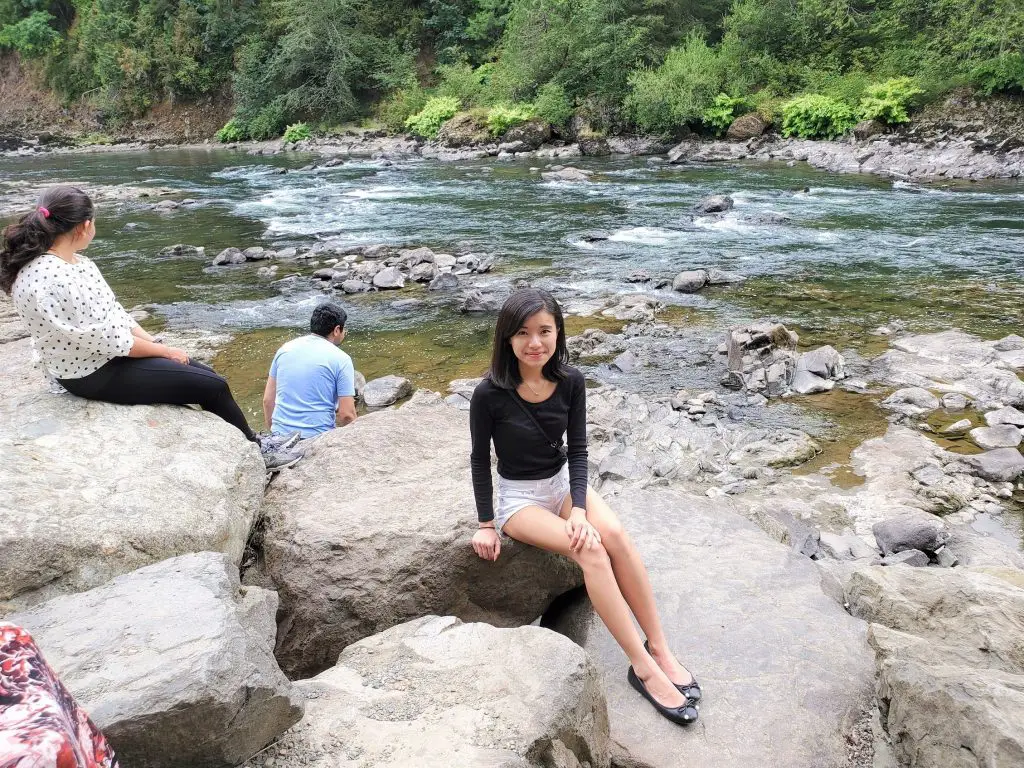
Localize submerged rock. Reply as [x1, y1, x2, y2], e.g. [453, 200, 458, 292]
[694, 194, 734, 213]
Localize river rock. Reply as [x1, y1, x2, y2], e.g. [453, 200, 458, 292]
[244, 616, 608, 768]
[942, 418, 973, 434]
[880, 387, 940, 416]
[409, 262, 438, 282]
[428, 272, 459, 291]
[435, 112, 490, 148]
[671, 269, 709, 293]
[542, 166, 592, 182]
[459, 289, 503, 313]
[503, 118, 552, 149]
[960, 448, 1024, 482]
[799, 345, 845, 379]
[371, 266, 405, 289]
[705, 267, 746, 284]
[157, 243, 205, 258]
[361, 375, 413, 407]
[872, 512, 948, 556]
[995, 334, 1024, 351]
[969, 424, 1022, 449]
[726, 113, 767, 141]
[791, 368, 833, 394]
[723, 322, 800, 396]
[9, 553, 302, 768]
[942, 392, 969, 410]
[251, 402, 582, 677]
[694, 194, 734, 213]
[398, 246, 435, 266]
[985, 405, 1024, 427]
[340, 279, 370, 293]
[0, 337, 265, 613]
[434, 253, 458, 269]
[880, 549, 930, 567]
[578, 134, 611, 156]
[611, 350, 638, 373]
[549, 487, 875, 768]
[212, 247, 247, 266]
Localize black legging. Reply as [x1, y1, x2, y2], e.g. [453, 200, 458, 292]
[59, 356, 256, 440]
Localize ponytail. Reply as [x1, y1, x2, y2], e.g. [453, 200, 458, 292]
[0, 186, 94, 294]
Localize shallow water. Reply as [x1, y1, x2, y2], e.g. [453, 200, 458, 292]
[3, 148, 1022, 494]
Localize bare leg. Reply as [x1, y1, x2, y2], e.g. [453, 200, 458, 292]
[559, 488, 696, 687]
[502, 505, 687, 708]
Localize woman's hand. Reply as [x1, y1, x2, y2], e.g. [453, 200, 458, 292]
[162, 346, 190, 365]
[565, 507, 601, 552]
[472, 526, 501, 561]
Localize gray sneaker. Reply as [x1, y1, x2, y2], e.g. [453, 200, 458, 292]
[263, 448, 303, 471]
[258, 431, 302, 453]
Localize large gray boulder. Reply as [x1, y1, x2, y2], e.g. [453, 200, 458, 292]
[960, 447, 1024, 482]
[872, 512, 949, 556]
[244, 616, 609, 768]
[250, 400, 582, 678]
[548, 488, 875, 768]
[0, 336, 264, 614]
[722, 322, 800, 396]
[671, 269, 709, 293]
[985, 405, 1024, 427]
[726, 113, 767, 141]
[969, 424, 1022, 449]
[9, 553, 302, 768]
[361, 374, 413, 407]
[880, 387, 940, 416]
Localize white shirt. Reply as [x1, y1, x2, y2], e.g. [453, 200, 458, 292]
[11, 253, 136, 379]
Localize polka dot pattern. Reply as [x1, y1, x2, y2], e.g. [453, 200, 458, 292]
[11, 253, 136, 379]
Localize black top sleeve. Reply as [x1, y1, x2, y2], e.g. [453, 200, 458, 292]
[469, 381, 495, 523]
[566, 371, 589, 509]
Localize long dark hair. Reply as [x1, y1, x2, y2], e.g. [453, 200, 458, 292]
[0, 186, 94, 294]
[488, 287, 570, 389]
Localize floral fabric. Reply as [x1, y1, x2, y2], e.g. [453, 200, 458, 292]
[0, 623, 119, 768]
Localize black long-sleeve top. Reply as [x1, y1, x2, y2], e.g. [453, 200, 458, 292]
[469, 368, 589, 523]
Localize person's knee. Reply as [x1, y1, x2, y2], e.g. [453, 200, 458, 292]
[600, 519, 627, 553]
[574, 541, 612, 571]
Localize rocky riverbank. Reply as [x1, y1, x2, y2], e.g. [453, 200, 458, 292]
[3, 281, 1023, 766]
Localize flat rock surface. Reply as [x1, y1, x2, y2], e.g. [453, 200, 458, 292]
[549, 487, 875, 768]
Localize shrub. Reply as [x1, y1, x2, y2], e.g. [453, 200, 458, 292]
[858, 77, 924, 124]
[215, 119, 248, 143]
[701, 93, 745, 136]
[0, 11, 59, 58]
[970, 54, 1024, 96]
[437, 63, 493, 106]
[283, 122, 311, 142]
[532, 81, 573, 127]
[780, 94, 857, 139]
[247, 101, 288, 141]
[625, 32, 725, 134]
[404, 96, 460, 138]
[377, 87, 429, 133]
[486, 102, 534, 135]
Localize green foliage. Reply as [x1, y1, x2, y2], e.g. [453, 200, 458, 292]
[283, 122, 311, 142]
[858, 77, 923, 124]
[625, 31, 725, 133]
[404, 96, 460, 137]
[247, 101, 288, 141]
[970, 54, 1024, 95]
[377, 86, 430, 132]
[701, 93, 744, 135]
[780, 93, 857, 139]
[0, 10, 58, 58]
[532, 81, 573, 126]
[215, 119, 248, 143]
[486, 102, 533, 134]
[436, 62, 493, 106]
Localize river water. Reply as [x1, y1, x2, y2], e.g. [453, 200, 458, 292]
[2, 147, 1022, 442]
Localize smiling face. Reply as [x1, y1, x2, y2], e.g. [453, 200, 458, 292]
[509, 309, 558, 372]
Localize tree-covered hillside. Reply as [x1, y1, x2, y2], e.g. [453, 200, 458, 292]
[1, 0, 1022, 139]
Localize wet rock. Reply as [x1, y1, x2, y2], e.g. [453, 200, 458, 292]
[398, 246, 435, 265]
[600, 294, 660, 322]
[872, 512, 949, 556]
[791, 369, 833, 394]
[391, 299, 423, 311]
[985, 405, 1024, 427]
[881, 549, 930, 567]
[671, 269, 709, 293]
[694, 194, 734, 213]
[541, 166, 592, 182]
[428, 272, 459, 291]
[212, 247, 247, 266]
[969, 424, 1022, 449]
[371, 266, 406, 290]
[459, 289, 503, 313]
[157, 244, 205, 258]
[942, 418, 973, 434]
[9, 553, 302, 768]
[726, 114, 767, 141]
[881, 387, 940, 416]
[340, 279, 370, 294]
[244, 246, 271, 261]
[578, 133, 611, 156]
[250, 403, 581, 678]
[409, 262, 438, 283]
[705, 268, 746, 284]
[361, 375, 413, 408]
[243, 616, 607, 768]
[624, 270, 650, 283]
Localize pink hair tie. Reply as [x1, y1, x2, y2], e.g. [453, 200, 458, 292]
[38, 206, 50, 218]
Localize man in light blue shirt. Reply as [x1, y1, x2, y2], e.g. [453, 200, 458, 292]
[263, 302, 358, 438]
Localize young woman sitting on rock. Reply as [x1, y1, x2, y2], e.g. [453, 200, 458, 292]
[0, 185, 297, 468]
[469, 287, 702, 726]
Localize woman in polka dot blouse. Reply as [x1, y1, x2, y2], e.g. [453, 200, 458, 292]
[0, 185, 273, 454]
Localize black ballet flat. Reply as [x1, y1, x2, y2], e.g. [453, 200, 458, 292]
[627, 667, 699, 726]
[645, 639, 702, 703]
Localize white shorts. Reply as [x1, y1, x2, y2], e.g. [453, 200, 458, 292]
[494, 464, 571, 537]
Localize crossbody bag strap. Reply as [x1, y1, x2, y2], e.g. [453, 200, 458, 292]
[507, 389, 567, 458]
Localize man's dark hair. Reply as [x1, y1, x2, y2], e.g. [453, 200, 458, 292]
[310, 302, 347, 337]
[488, 287, 569, 390]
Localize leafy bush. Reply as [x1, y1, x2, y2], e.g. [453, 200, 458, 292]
[404, 96, 461, 138]
[283, 122, 311, 142]
[532, 81, 573, 126]
[247, 101, 288, 141]
[486, 102, 534, 135]
[625, 32, 725, 134]
[701, 93, 744, 135]
[858, 77, 924, 124]
[377, 87, 429, 133]
[780, 94, 856, 139]
[215, 119, 248, 143]
[0, 11, 59, 58]
[970, 54, 1024, 96]
[437, 62, 493, 106]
